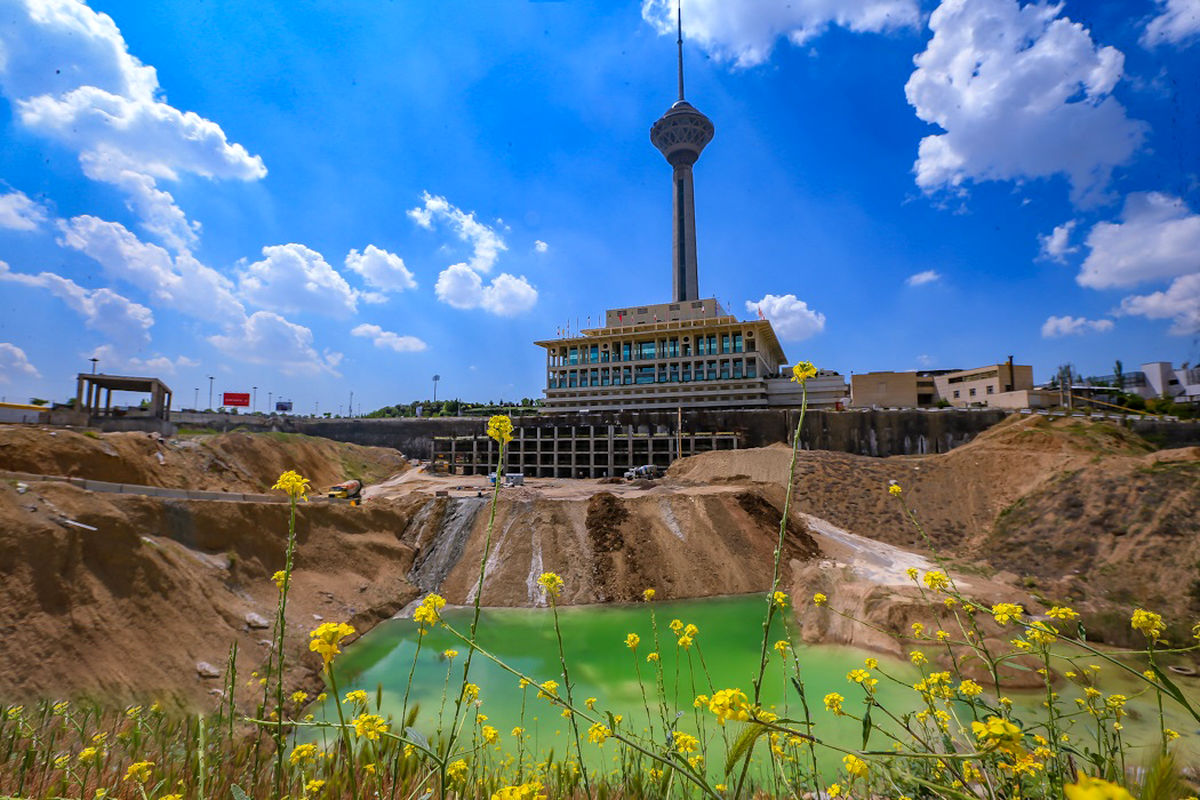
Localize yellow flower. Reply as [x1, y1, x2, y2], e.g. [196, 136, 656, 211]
[447, 758, 469, 783]
[123, 761, 154, 783]
[587, 722, 611, 745]
[909, 650, 927, 665]
[462, 683, 480, 703]
[77, 746, 100, 765]
[991, 603, 1024, 625]
[160, 795, 182, 800]
[1131, 608, 1166, 640]
[684, 623, 698, 637]
[1166, 728, 1180, 741]
[708, 688, 751, 725]
[491, 781, 546, 800]
[271, 470, 311, 500]
[511, 726, 525, 738]
[843, 754, 868, 778]
[351, 713, 389, 740]
[888, 481, 902, 496]
[677, 635, 693, 650]
[487, 414, 514, 443]
[305, 779, 325, 794]
[647, 651, 660, 662]
[694, 693, 709, 708]
[1048, 605, 1080, 621]
[864, 657, 878, 669]
[290, 690, 309, 704]
[343, 689, 368, 706]
[272, 570, 287, 590]
[957, 679, 984, 698]
[290, 743, 318, 766]
[53, 754, 70, 770]
[972, 716, 1024, 756]
[847, 669, 877, 691]
[714, 784, 726, 793]
[1063, 772, 1135, 800]
[827, 783, 843, 797]
[443, 648, 458, 659]
[669, 618, 684, 634]
[774, 639, 791, 657]
[537, 680, 558, 699]
[585, 697, 597, 710]
[536, 572, 564, 597]
[413, 593, 446, 627]
[309, 621, 355, 666]
[790, 361, 818, 384]
[772, 590, 789, 607]
[923, 570, 950, 592]
[673, 731, 700, 754]
[905, 567, 919, 581]
[482, 724, 499, 744]
[824, 692, 845, 715]
[624, 632, 640, 650]
[642, 588, 656, 601]
[813, 592, 828, 606]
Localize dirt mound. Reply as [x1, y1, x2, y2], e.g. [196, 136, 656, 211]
[0, 426, 406, 493]
[673, 416, 1198, 629]
[436, 489, 825, 606]
[0, 478, 427, 706]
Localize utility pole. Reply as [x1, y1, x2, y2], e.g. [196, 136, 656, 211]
[268, 391, 273, 413]
[348, 391, 354, 418]
[432, 374, 440, 403]
[194, 387, 199, 408]
[252, 386, 258, 412]
[207, 376, 214, 410]
[89, 357, 99, 374]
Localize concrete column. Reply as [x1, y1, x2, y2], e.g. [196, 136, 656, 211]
[672, 164, 700, 302]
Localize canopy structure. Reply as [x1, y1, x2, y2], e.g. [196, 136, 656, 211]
[75, 373, 173, 421]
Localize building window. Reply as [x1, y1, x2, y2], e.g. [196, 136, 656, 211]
[733, 333, 743, 353]
[721, 334, 731, 354]
[720, 360, 730, 380]
[589, 345, 599, 363]
[623, 367, 632, 385]
[732, 360, 743, 379]
[745, 336, 756, 353]
[969, 388, 976, 397]
[635, 366, 656, 385]
[668, 338, 679, 358]
[708, 335, 718, 355]
[747, 361, 757, 378]
[986, 385, 994, 394]
[707, 361, 717, 381]
[637, 341, 656, 360]
[682, 365, 691, 382]
[590, 369, 599, 387]
[953, 390, 960, 399]
[568, 347, 578, 366]
[681, 339, 691, 357]
[697, 337, 707, 356]
[568, 373, 578, 388]
[601, 369, 611, 387]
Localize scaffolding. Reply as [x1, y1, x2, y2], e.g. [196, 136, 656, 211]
[433, 422, 739, 479]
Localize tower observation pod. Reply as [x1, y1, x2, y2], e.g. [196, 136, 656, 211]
[650, 3, 713, 304]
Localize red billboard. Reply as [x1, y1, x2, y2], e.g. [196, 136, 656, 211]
[223, 392, 250, 407]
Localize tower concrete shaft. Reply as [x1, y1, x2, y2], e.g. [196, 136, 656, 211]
[650, 2, 713, 304]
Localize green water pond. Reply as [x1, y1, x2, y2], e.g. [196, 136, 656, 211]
[315, 595, 1200, 776]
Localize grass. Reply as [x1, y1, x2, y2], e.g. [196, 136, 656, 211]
[3, 373, 1198, 799]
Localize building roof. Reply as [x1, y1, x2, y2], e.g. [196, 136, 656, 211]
[76, 373, 172, 393]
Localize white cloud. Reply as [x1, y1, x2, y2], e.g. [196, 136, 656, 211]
[905, 0, 1146, 205]
[0, 190, 47, 231]
[534, 240, 549, 254]
[916, 354, 936, 367]
[1040, 315, 1115, 338]
[238, 244, 358, 317]
[1038, 220, 1079, 262]
[85, 344, 197, 375]
[641, 0, 919, 67]
[1142, 0, 1200, 48]
[57, 215, 245, 324]
[745, 293, 826, 340]
[350, 323, 427, 353]
[434, 263, 539, 316]
[905, 269, 941, 286]
[0, 343, 41, 383]
[209, 311, 341, 376]
[1077, 193, 1200, 289]
[1118, 273, 1200, 335]
[0, 0, 265, 250]
[345, 245, 416, 293]
[407, 192, 506, 273]
[0, 260, 153, 350]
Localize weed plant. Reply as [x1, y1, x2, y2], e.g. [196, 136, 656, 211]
[2, 363, 1198, 799]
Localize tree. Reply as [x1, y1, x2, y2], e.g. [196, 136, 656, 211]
[28, 397, 48, 406]
[1114, 359, 1124, 390]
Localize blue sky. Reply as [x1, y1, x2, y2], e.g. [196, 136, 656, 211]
[0, 0, 1197, 412]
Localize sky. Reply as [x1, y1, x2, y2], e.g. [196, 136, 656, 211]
[0, 0, 1198, 413]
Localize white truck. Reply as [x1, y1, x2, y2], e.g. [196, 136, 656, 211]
[623, 464, 662, 480]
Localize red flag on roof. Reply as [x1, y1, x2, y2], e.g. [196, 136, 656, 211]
[757, 305, 765, 320]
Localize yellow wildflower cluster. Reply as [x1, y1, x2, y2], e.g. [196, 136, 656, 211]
[536, 572, 564, 598]
[1047, 605, 1080, 621]
[888, 481, 902, 496]
[673, 731, 699, 754]
[790, 360, 818, 384]
[587, 722, 611, 745]
[351, 713, 389, 741]
[343, 689, 368, 706]
[289, 743, 318, 766]
[413, 593, 446, 628]
[642, 588, 655, 601]
[624, 632, 640, 650]
[843, 754, 868, 778]
[972, 716, 1024, 756]
[846, 669, 878, 692]
[957, 679, 984, 698]
[308, 621, 355, 667]
[537, 680, 558, 700]
[1131, 608, 1165, 640]
[824, 692, 845, 715]
[123, 761, 154, 783]
[813, 592, 828, 606]
[708, 688, 751, 725]
[462, 683, 481, 703]
[491, 780, 546, 800]
[991, 602, 1024, 625]
[922, 570, 950, 592]
[1064, 772, 1135, 800]
[487, 414, 514, 444]
[772, 590, 788, 607]
[447, 758, 468, 783]
[271, 470, 311, 500]
[272, 569, 287, 590]
[482, 724, 499, 744]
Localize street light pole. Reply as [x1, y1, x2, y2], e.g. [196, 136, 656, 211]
[194, 388, 199, 408]
[433, 374, 440, 403]
[268, 391, 273, 413]
[252, 385, 258, 412]
[89, 357, 99, 374]
[208, 376, 214, 410]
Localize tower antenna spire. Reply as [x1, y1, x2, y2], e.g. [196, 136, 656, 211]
[676, 0, 685, 101]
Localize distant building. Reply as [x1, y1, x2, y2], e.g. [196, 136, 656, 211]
[850, 360, 1035, 409]
[1089, 362, 1200, 402]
